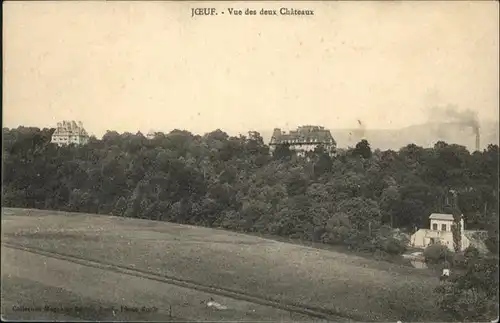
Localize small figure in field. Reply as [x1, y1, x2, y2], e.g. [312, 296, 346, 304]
[440, 268, 450, 281]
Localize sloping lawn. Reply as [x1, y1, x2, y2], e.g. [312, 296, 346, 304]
[2, 208, 446, 321]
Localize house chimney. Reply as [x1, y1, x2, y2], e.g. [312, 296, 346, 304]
[475, 133, 480, 151]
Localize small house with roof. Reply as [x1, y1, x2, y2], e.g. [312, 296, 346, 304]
[409, 213, 489, 252]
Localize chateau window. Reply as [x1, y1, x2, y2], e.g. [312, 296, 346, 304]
[432, 223, 438, 230]
[441, 224, 447, 231]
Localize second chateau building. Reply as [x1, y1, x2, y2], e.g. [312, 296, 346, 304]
[51, 121, 90, 146]
[269, 125, 336, 157]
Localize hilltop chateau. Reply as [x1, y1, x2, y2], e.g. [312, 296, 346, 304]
[269, 125, 336, 157]
[51, 121, 89, 146]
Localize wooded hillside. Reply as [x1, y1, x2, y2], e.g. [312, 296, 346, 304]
[2, 127, 498, 255]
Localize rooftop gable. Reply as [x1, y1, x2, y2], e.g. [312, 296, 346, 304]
[429, 213, 456, 221]
[53, 120, 89, 137]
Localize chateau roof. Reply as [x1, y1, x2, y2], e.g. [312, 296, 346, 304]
[53, 120, 88, 137]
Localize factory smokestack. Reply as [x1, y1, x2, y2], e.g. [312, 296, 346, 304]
[475, 133, 480, 151]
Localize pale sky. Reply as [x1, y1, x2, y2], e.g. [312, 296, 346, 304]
[3, 1, 499, 137]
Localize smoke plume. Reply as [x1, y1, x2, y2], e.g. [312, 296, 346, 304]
[428, 104, 481, 150]
[428, 104, 480, 135]
[442, 104, 479, 134]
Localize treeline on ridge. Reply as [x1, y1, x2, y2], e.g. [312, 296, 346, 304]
[2, 126, 499, 256]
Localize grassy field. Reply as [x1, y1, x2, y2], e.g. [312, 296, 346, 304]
[2, 245, 308, 322]
[1, 208, 446, 321]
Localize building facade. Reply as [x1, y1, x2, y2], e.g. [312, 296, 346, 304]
[410, 213, 488, 252]
[51, 121, 89, 146]
[268, 125, 336, 157]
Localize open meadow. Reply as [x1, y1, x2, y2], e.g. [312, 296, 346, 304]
[1, 208, 445, 321]
[2, 245, 312, 322]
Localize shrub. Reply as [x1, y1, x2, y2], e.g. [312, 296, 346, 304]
[435, 254, 499, 321]
[371, 226, 409, 256]
[451, 252, 466, 269]
[383, 237, 408, 255]
[424, 244, 454, 264]
[485, 236, 498, 254]
[464, 246, 479, 259]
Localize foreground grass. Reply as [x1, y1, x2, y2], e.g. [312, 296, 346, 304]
[3, 245, 305, 322]
[2, 208, 447, 321]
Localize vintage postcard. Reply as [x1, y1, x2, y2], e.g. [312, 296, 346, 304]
[2, 1, 499, 322]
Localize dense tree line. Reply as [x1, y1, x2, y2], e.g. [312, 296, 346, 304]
[3, 126, 498, 254]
